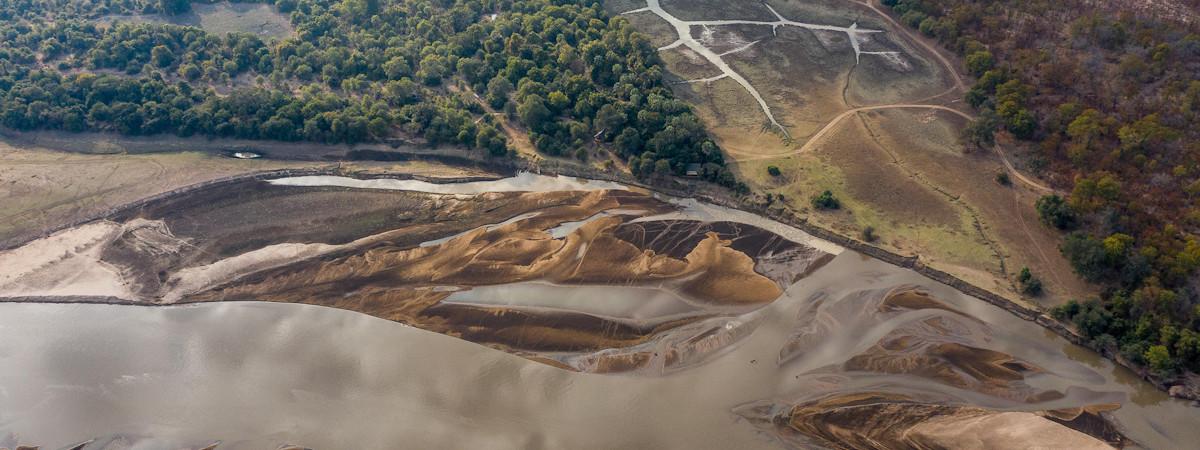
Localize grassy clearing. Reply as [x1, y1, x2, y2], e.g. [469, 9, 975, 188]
[608, 0, 1087, 305]
[733, 117, 999, 278]
[860, 109, 1095, 305]
[845, 33, 953, 105]
[659, 0, 776, 21]
[617, 8, 679, 47]
[99, 2, 293, 40]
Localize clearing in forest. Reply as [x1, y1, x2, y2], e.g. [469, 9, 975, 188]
[609, 0, 1090, 307]
[98, 1, 294, 40]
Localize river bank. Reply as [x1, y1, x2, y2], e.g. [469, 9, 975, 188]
[3, 122, 1197, 399]
[5, 168, 1200, 447]
[2, 136, 1196, 401]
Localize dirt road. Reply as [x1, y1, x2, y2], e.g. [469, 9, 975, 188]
[728, 103, 1056, 194]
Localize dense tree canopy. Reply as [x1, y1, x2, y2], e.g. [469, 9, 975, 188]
[883, 0, 1200, 376]
[0, 0, 738, 187]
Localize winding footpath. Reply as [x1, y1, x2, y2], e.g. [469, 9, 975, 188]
[625, 1, 1055, 195]
[729, 103, 1056, 194]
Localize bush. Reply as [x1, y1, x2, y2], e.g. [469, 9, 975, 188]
[1017, 266, 1032, 283]
[1023, 278, 1043, 296]
[995, 171, 1011, 186]
[963, 114, 997, 147]
[1052, 300, 1081, 320]
[965, 50, 994, 76]
[1036, 194, 1077, 230]
[1061, 232, 1110, 282]
[861, 225, 877, 242]
[811, 190, 841, 210]
[1017, 266, 1043, 296]
[767, 165, 781, 177]
[1145, 345, 1176, 377]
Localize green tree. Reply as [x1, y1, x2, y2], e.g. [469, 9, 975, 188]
[546, 91, 570, 113]
[177, 63, 201, 80]
[1017, 267, 1043, 296]
[1062, 232, 1110, 282]
[150, 45, 174, 68]
[963, 113, 998, 147]
[159, 0, 191, 15]
[516, 95, 552, 132]
[1035, 195, 1076, 229]
[995, 172, 1011, 186]
[1144, 345, 1175, 376]
[486, 77, 514, 109]
[383, 57, 411, 79]
[965, 50, 994, 76]
[811, 190, 841, 210]
[1006, 108, 1037, 140]
[1066, 108, 1105, 162]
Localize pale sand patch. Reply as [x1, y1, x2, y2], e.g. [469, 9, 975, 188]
[268, 172, 627, 195]
[0, 221, 131, 298]
[909, 411, 1113, 450]
[636, 197, 844, 255]
[163, 241, 341, 303]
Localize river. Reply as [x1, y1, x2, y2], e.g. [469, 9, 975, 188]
[0, 174, 1196, 449]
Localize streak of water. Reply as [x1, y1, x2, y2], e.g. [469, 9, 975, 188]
[0, 253, 1195, 449]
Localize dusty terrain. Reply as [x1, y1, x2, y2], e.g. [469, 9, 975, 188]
[607, 0, 1090, 306]
[0, 136, 492, 249]
[741, 109, 1090, 303]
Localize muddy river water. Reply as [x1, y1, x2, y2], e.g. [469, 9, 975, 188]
[0, 174, 1197, 449]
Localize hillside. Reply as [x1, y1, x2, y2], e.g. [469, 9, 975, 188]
[882, 0, 1200, 379]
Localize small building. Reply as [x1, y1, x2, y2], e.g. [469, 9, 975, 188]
[685, 163, 702, 177]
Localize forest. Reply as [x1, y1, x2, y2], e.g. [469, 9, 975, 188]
[882, 0, 1200, 376]
[0, 0, 738, 186]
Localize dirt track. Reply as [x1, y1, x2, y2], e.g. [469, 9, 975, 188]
[854, 0, 966, 92]
[728, 104, 1056, 195]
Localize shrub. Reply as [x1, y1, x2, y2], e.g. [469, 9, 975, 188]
[965, 50, 994, 76]
[1061, 232, 1109, 282]
[1018, 267, 1043, 296]
[811, 190, 841, 210]
[767, 165, 781, 177]
[995, 171, 1011, 186]
[1052, 300, 1080, 320]
[1145, 345, 1176, 377]
[1022, 277, 1044, 296]
[1036, 194, 1077, 230]
[861, 225, 877, 242]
